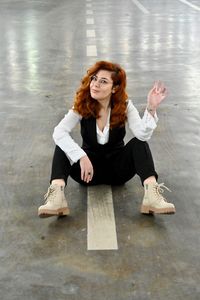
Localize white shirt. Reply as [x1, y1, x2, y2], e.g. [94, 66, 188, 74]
[96, 107, 111, 144]
[53, 100, 158, 163]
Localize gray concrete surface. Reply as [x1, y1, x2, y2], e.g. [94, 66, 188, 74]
[0, 0, 200, 299]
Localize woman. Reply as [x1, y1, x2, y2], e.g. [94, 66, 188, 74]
[38, 61, 175, 218]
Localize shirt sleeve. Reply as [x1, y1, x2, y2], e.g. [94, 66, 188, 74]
[52, 109, 87, 163]
[127, 100, 158, 141]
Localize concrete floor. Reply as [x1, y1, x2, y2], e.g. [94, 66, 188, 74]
[0, 0, 200, 299]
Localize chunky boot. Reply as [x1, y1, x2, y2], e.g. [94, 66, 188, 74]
[38, 184, 70, 218]
[140, 182, 176, 214]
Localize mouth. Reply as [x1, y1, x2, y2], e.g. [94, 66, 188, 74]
[91, 89, 99, 93]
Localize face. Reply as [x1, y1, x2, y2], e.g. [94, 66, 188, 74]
[90, 70, 115, 103]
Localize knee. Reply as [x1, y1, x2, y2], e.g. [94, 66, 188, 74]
[129, 137, 148, 147]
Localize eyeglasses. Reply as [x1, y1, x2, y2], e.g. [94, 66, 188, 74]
[90, 75, 113, 87]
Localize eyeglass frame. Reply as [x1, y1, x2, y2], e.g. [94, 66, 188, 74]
[90, 75, 114, 87]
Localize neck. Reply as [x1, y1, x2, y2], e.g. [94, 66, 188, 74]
[98, 99, 111, 111]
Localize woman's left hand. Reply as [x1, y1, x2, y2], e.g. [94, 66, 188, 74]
[147, 80, 168, 110]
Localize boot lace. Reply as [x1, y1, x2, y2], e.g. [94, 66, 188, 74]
[153, 183, 171, 202]
[44, 186, 56, 203]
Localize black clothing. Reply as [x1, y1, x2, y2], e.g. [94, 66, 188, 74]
[50, 117, 158, 185]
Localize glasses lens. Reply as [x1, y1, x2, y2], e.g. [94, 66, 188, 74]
[91, 75, 96, 81]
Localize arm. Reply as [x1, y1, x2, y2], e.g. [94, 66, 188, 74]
[127, 100, 158, 141]
[53, 109, 94, 183]
[127, 81, 167, 141]
[53, 109, 86, 163]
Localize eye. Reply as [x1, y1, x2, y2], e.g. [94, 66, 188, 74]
[100, 79, 108, 84]
[91, 75, 97, 81]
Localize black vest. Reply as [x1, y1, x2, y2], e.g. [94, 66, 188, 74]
[80, 117, 126, 158]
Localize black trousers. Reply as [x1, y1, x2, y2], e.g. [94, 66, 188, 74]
[50, 138, 158, 186]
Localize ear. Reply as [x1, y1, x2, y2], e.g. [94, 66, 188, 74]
[112, 85, 119, 93]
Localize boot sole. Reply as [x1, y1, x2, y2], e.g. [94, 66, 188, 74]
[38, 207, 70, 218]
[140, 205, 176, 214]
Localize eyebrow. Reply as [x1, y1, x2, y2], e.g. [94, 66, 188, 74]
[95, 75, 111, 81]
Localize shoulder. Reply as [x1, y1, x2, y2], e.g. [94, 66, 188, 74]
[68, 107, 82, 120]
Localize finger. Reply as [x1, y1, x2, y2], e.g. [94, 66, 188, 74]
[81, 167, 84, 181]
[81, 169, 91, 183]
[160, 84, 166, 94]
[148, 86, 156, 98]
[162, 87, 167, 94]
[154, 80, 164, 93]
[86, 175, 91, 183]
[84, 171, 88, 182]
[160, 83, 166, 94]
[82, 168, 89, 182]
[153, 81, 160, 91]
[86, 171, 93, 182]
[161, 87, 168, 97]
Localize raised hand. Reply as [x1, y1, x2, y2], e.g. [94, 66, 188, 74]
[147, 80, 168, 110]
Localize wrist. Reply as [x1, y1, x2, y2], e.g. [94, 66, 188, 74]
[80, 154, 87, 161]
[147, 105, 156, 115]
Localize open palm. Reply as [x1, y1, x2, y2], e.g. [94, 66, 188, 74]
[147, 80, 168, 109]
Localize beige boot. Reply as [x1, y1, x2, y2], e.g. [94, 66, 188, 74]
[38, 184, 70, 218]
[140, 182, 176, 214]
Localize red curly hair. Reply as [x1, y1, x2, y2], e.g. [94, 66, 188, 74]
[73, 61, 128, 128]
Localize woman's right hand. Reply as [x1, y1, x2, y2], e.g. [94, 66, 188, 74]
[79, 155, 94, 183]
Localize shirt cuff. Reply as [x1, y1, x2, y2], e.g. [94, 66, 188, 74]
[67, 148, 87, 163]
[144, 108, 158, 128]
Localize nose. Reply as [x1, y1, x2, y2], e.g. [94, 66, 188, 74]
[94, 80, 100, 88]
